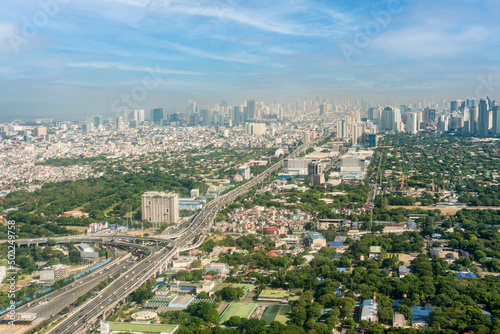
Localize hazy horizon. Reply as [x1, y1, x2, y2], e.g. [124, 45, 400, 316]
[1, 0, 499, 122]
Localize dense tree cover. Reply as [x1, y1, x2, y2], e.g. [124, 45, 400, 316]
[131, 278, 156, 304]
[375, 133, 500, 207]
[215, 286, 245, 301]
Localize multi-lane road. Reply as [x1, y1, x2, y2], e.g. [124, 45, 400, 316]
[45, 135, 328, 334]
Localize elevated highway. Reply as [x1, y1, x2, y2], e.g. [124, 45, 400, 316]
[48, 134, 329, 334]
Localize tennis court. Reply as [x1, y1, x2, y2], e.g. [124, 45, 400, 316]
[218, 302, 258, 323]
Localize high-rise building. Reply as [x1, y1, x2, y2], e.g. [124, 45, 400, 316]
[450, 100, 459, 112]
[141, 192, 179, 224]
[319, 104, 325, 116]
[115, 115, 123, 129]
[82, 123, 90, 135]
[381, 107, 399, 131]
[93, 116, 102, 128]
[34, 127, 47, 137]
[246, 99, 255, 120]
[336, 120, 348, 138]
[237, 165, 251, 180]
[406, 112, 418, 134]
[351, 123, 358, 145]
[308, 162, 323, 175]
[469, 105, 478, 134]
[478, 99, 490, 137]
[367, 107, 381, 124]
[151, 108, 164, 124]
[492, 106, 500, 135]
[186, 100, 196, 116]
[128, 110, 145, 123]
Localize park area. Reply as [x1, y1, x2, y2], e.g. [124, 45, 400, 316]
[218, 302, 258, 323]
[106, 322, 178, 334]
[261, 304, 292, 325]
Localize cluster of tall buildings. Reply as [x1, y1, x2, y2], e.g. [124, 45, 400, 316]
[357, 97, 500, 138]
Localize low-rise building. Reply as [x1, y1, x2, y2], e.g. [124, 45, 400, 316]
[39, 264, 70, 282]
[307, 231, 326, 248]
[76, 243, 99, 262]
[204, 263, 228, 275]
[361, 299, 378, 322]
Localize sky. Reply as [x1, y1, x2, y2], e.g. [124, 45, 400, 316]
[0, 0, 499, 121]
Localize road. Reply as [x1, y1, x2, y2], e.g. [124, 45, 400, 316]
[47, 134, 329, 334]
[1, 252, 136, 334]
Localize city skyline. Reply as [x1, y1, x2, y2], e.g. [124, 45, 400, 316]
[1, 0, 500, 121]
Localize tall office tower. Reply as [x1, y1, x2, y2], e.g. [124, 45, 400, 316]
[82, 123, 90, 135]
[422, 107, 430, 125]
[437, 115, 449, 132]
[233, 106, 243, 125]
[141, 191, 179, 225]
[492, 106, 500, 135]
[467, 98, 477, 108]
[186, 100, 196, 116]
[367, 107, 381, 124]
[93, 116, 102, 128]
[115, 115, 123, 129]
[137, 109, 145, 122]
[381, 107, 396, 131]
[450, 100, 459, 112]
[336, 120, 348, 138]
[400, 105, 408, 115]
[246, 99, 255, 120]
[151, 108, 164, 124]
[319, 104, 325, 115]
[128, 110, 145, 123]
[428, 109, 436, 123]
[406, 112, 418, 134]
[469, 105, 478, 134]
[478, 99, 490, 137]
[351, 123, 358, 145]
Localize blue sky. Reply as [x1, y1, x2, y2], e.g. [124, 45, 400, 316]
[0, 0, 499, 121]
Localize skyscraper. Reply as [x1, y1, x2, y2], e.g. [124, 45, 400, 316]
[469, 105, 478, 134]
[381, 107, 399, 131]
[93, 115, 102, 128]
[478, 99, 490, 137]
[406, 112, 418, 134]
[186, 100, 196, 116]
[246, 99, 255, 120]
[492, 106, 500, 135]
[151, 108, 163, 124]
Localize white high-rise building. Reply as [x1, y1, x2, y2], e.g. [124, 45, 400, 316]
[406, 112, 418, 134]
[336, 120, 348, 138]
[187, 100, 196, 116]
[141, 192, 179, 224]
[351, 123, 358, 145]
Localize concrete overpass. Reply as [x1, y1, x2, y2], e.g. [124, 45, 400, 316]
[47, 135, 330, 334]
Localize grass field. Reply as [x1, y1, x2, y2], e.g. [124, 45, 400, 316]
[108, 322, 178, 333]
[212, 283, 254, 293]
[388, 205, 500, 215]
[274, 305, 291, 324]
[66, 225, 88, 233]
[218, 302, 258, 323]
[261, 304, 282, 325]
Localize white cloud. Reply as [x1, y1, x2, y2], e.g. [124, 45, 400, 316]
[66, 62, 204, 75]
